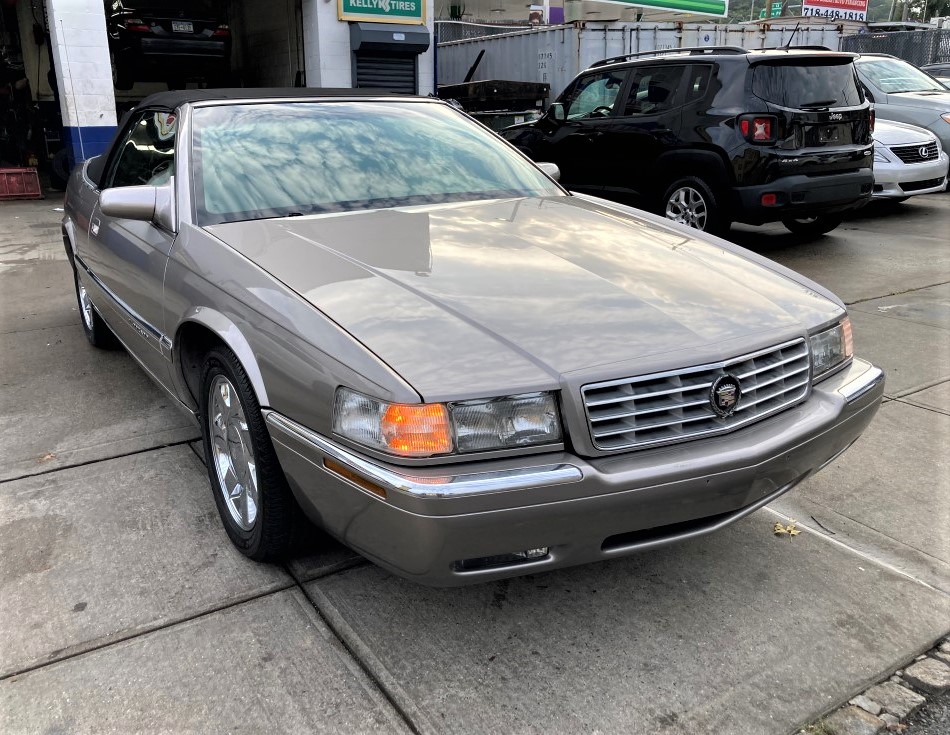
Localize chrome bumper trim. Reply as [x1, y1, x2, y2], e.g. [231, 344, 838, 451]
[264, 411, 583, 499]
[838, 365, 885, 402]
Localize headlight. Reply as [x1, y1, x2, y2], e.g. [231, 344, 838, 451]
[810, 317, 853, 381]
[941, 112, 950, 125]
[333, 388, 561, 458]
[873, 145, 888, 163]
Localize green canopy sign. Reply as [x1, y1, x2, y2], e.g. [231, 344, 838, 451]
[339, 0, 426, 23]
[595, 0, 728, 15]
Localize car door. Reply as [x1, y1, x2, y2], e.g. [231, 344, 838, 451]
[596, 64, 689, 202]
[531, 68, 629, 194]
[82, 109, 178, 389]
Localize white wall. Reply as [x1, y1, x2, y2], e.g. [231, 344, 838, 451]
[302, 0, 435, 93]
[45, 0, 116, 162]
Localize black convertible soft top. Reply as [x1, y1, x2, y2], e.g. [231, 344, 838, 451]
[133, 87, 405, 113]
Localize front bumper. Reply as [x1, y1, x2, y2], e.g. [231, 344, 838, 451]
[733, 170, 874, 225]
[266, 359, 884, 586]
[872, 153, 949, 198]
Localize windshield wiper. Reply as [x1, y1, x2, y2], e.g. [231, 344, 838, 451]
[801, 99, 838, 109]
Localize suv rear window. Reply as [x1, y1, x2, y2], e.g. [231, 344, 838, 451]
[752, 62, 863, 108]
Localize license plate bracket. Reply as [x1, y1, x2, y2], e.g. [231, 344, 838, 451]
[171, 21, 194, 33]
[818, 125, 841, 144]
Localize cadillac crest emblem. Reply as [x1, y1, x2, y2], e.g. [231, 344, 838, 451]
[710, 374, 742, 417]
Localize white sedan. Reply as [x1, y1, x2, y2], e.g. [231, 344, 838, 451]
[872, 119, 949, 200]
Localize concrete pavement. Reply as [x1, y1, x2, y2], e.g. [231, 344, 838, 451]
[1, 194, 948, 734]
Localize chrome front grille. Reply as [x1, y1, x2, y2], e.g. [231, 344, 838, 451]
[582, 339, 810, 452]
[890, 141, 939, 164]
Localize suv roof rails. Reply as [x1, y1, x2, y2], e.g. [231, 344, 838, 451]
[590, 46, 748, 68]
[755, 45, 834, 51]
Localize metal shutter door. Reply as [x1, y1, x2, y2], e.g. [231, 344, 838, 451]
[354, 54, 417, 94]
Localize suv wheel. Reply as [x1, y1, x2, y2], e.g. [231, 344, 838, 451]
[662, 177, 729, 235]
[781, 215, 843, 237]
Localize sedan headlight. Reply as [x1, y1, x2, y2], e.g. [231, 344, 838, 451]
[810, 317, 853, 381]
[333, 388, 561, 458]
[872, 145, 889, 163]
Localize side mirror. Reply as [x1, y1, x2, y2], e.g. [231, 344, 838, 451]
[100, 178, 176, 231]
[537, 162, 560, 181]
[548, 103, 566, 122]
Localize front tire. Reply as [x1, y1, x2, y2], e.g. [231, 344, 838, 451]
[662, 176, 730, 235]
[781, 214, 843, 236]
[199, 346, 295, 561]
[74, 268, 118, 349]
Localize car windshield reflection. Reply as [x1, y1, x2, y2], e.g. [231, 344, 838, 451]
[191, 101, 563, 226]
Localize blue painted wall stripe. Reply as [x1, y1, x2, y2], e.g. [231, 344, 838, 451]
[64, 125, 118, 168]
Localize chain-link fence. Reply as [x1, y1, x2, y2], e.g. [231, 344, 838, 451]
[841, 29, 950, 67]
[435, 20, 536, 44]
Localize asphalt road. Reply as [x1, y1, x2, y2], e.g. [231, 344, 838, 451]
[1, 193, 948, 734]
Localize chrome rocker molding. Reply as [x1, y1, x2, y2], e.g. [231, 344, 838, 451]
[264, 411, 584, 499]
[74, 254, 172, 358]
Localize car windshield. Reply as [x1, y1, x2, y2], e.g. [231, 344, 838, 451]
[752, 60, 863, 107]
[858, 58, 945, 93]
[191, 101, 563, 225]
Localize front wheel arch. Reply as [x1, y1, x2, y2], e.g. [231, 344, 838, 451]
[174, 313, 270, 411]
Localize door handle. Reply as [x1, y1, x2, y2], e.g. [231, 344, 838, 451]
[91, 218, 101, 236]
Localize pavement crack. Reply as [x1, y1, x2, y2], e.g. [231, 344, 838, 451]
[0, 581, 296, 683]
[286, 565, 427, 735]
[845, 280, 950, 306]
[764, 507, 950, 598]
[0, 437, 201, 485]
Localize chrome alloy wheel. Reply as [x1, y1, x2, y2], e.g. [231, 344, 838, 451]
[78, 280, 94, 331]
[208, 375, 259, 531]
[665, 186, 708, 230]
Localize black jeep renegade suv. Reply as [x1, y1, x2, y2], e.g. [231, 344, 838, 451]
[502, 47, 875, 237]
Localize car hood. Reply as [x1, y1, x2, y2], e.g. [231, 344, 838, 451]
[207, 196, 842, 402]
[884, 90, 950, 109]
[873, 119, 938, 146]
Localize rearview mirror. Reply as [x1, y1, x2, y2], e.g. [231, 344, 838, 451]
[537, 162, 560, 181]
[548, 103, 566, 122]
[100, 178, 176, 231]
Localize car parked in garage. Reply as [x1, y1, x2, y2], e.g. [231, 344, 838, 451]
[105, 0, 231, 90]
[854, 54, 950, 155]
[502, 47, 874, 237]
[872, 119, 948, 199]
[63, 89, 884, 586]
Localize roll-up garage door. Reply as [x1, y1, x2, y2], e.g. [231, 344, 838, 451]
[354, 54, 417, 94]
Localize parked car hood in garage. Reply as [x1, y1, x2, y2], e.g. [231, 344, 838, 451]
[206, 195, 843, 400]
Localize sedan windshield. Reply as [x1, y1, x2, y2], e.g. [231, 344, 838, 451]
[858, 58, 946, 94]
[191, 101, 563, 225]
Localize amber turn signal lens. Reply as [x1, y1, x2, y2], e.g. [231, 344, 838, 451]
[381, 403, 452, 457]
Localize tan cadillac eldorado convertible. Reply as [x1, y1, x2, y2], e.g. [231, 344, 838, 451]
[63, 89, 885, 586]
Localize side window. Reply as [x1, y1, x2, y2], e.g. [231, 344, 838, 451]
[622, 65, 687, 116]
[684, 65, 713, 103]
[563, 70, 627, 120]
[107, 111, 177, 189]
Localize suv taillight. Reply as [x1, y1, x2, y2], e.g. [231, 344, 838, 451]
[738, 115, 778, 144]
[212, 24, 231, 37]
[869, 109, 875, 134]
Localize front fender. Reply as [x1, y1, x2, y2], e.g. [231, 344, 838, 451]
[173, 309, 270, 408]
